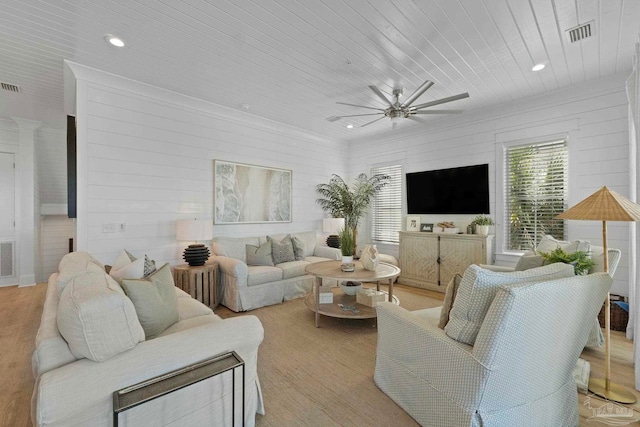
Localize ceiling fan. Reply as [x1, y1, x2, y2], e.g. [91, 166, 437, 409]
[335, 80, 469, 128]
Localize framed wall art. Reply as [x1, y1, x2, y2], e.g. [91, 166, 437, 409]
[420, 223, 434, 232]
[214, 160, 292, 224]
[406, 216, 421, 232]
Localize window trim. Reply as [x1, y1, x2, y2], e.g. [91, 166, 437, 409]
[496, 131, 576, 257]
[369, 161, 404, 245]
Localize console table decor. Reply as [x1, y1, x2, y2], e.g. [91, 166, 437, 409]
[173, 262, 219, 308]
[113, 351, 245, 427]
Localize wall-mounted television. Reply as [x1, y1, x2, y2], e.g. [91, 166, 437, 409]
[406, 164, 490, 214]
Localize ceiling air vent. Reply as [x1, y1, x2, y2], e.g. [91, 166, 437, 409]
[325, 116, 341, 122]
[1, 82, 20, 93]
[566, 21, 594, 43]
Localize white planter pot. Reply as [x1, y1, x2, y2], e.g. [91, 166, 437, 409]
[475, 225, 489, 236]
[342, 255, 354, 264]
[340, 281, 362, 296]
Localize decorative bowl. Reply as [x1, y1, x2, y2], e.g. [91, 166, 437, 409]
[340, 281, 362, 296]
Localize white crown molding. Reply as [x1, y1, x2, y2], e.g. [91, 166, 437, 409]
[64, 61, 340, 147]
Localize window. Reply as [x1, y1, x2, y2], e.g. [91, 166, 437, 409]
[505, 140, 568, 251]
[371, 164, 402, 244]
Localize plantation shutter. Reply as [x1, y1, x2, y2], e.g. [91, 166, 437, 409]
[505, 140, 568, 251]
[371, 164, 402, 243]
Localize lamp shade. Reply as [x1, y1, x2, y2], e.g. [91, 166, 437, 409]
[322, 218, 345, 234]
[556, 186, 640, 222]
[176, 219, 213, 242]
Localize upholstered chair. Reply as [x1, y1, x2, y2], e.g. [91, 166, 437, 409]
[374, 273, 612, 426]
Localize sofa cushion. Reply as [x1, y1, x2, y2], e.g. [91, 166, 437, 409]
[57, 272, 145, 362]
[57, 259, 115, 296]
[213, 237, 260, 263]
[58, 251, 105, 272]
[177, 297, 214, 321]
[514, 255, 545, 271]
[304, 256, 334, 264]
[269, 235, 296, 264]
[445, 263, 575, 345]
[277, 260, 310, 280]
[291, 231, 317, 257]
[438, 273, 462, 329]
[109, 256, 146, 281]
[157, 314, 220, 338]
[536, 235, 590, 256]
[247, 265, 283, 286]
[246, 242, 274, 266]
[120, 263, 179, 339]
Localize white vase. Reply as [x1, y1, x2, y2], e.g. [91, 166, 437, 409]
[360, 244, 379, 271]
[475, 225, 489, 236]
[341, 255, 354, 264]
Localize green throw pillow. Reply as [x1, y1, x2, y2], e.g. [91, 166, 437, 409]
[291, 236, 305, 261]
[514, 255, 545, 271]
[246, 242, 274, 266]
[120, 263, 179, 339]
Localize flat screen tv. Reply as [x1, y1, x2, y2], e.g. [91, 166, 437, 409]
[406, 164, 490, 214]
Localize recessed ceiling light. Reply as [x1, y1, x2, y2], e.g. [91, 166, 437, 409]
[532, 63, 545, 71]
[346, 124, 354, 129]
[105, 35, 125, 47]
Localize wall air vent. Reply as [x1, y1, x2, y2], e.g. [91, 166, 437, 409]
[325, 116, 341, 122]
[0, 241, 14, 277]
[1, 82, 20, 93]
[566, 21, 594, 43]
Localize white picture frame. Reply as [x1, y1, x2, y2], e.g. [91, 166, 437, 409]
[406, 216, 421, 232]
[214, 160, 292, 224]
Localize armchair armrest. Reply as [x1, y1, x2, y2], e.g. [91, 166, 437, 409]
[375, 302, 489, 407]
[35, 316, 263, 425]
[479, 264, 515, 272]
[211, 255, 248, 287]
[313, 245, 341, 260]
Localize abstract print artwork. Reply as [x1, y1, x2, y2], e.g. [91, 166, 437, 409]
[214, 160, 292, 224]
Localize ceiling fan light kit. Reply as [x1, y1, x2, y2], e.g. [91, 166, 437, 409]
[335, 79, 469, 128]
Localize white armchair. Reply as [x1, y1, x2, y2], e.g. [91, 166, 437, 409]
[374, 273, 612, 426]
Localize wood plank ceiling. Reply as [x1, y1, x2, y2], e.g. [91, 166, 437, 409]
[0, 0, 638, 142]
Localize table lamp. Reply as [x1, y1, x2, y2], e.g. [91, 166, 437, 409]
[323, 218, 345, 248]
[176, 219, 213, 266]
[557, 186, 640, 403]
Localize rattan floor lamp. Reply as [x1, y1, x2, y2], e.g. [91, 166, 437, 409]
[557, 186, 640, 403]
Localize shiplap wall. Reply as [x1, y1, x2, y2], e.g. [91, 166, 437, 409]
[37, 128, 67, 204]
[70, 64, 346, 266]
[349, 72, 631, 295]
[40, 216, 74, 282]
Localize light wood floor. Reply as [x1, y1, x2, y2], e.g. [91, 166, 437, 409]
[2, 282, 640, 426]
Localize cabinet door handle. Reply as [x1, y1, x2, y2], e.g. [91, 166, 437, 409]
[436, 257, 441, 264]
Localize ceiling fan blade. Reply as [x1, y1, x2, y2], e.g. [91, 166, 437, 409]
[336, 102, 385, 111]
[360, 116, 386, 128]
[337, 113, 384, 118]
[401, 80, 434, 108]
[412, 109, 464, 114]
[412, 92, 470, 110]
[368, 86, 395, 108]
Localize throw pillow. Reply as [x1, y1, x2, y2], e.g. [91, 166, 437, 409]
[109, 256, 145, 281]
[536, 235, 590, 256]
[57, 259, 108, 296]
[57, 272, 145, 362]
[120, 263, 179, 339]
[246, 242, 274, 266]
[514, 255, 545, 271]
[269, 235, 296, 265]
[438, 273, 462, 329]
[445, 263, 575, 345]
[143, 255, 157, 277]
[291, 236, 306, 261]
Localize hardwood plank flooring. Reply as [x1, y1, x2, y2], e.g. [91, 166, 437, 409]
[2, 282, 639, 426]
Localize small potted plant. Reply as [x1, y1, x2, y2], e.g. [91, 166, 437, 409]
[540, 247, 595, 275]
[471, 214, 494, 236]
[339, 228, 355, 264]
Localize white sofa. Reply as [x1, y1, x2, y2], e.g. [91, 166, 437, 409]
[212, 231, 341, 312]
[32, 252, 265, 426]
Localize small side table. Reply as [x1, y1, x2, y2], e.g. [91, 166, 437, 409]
[173, 262, 219, 309]
[113, 351, 244, 427]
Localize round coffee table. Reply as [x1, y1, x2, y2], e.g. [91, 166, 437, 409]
[304, 260, 401, 327]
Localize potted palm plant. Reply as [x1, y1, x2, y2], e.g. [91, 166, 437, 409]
[316, 173, 390, 256]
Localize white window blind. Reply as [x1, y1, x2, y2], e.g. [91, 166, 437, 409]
[371, 164, 402, 244]
[505, 140, 568, 251]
